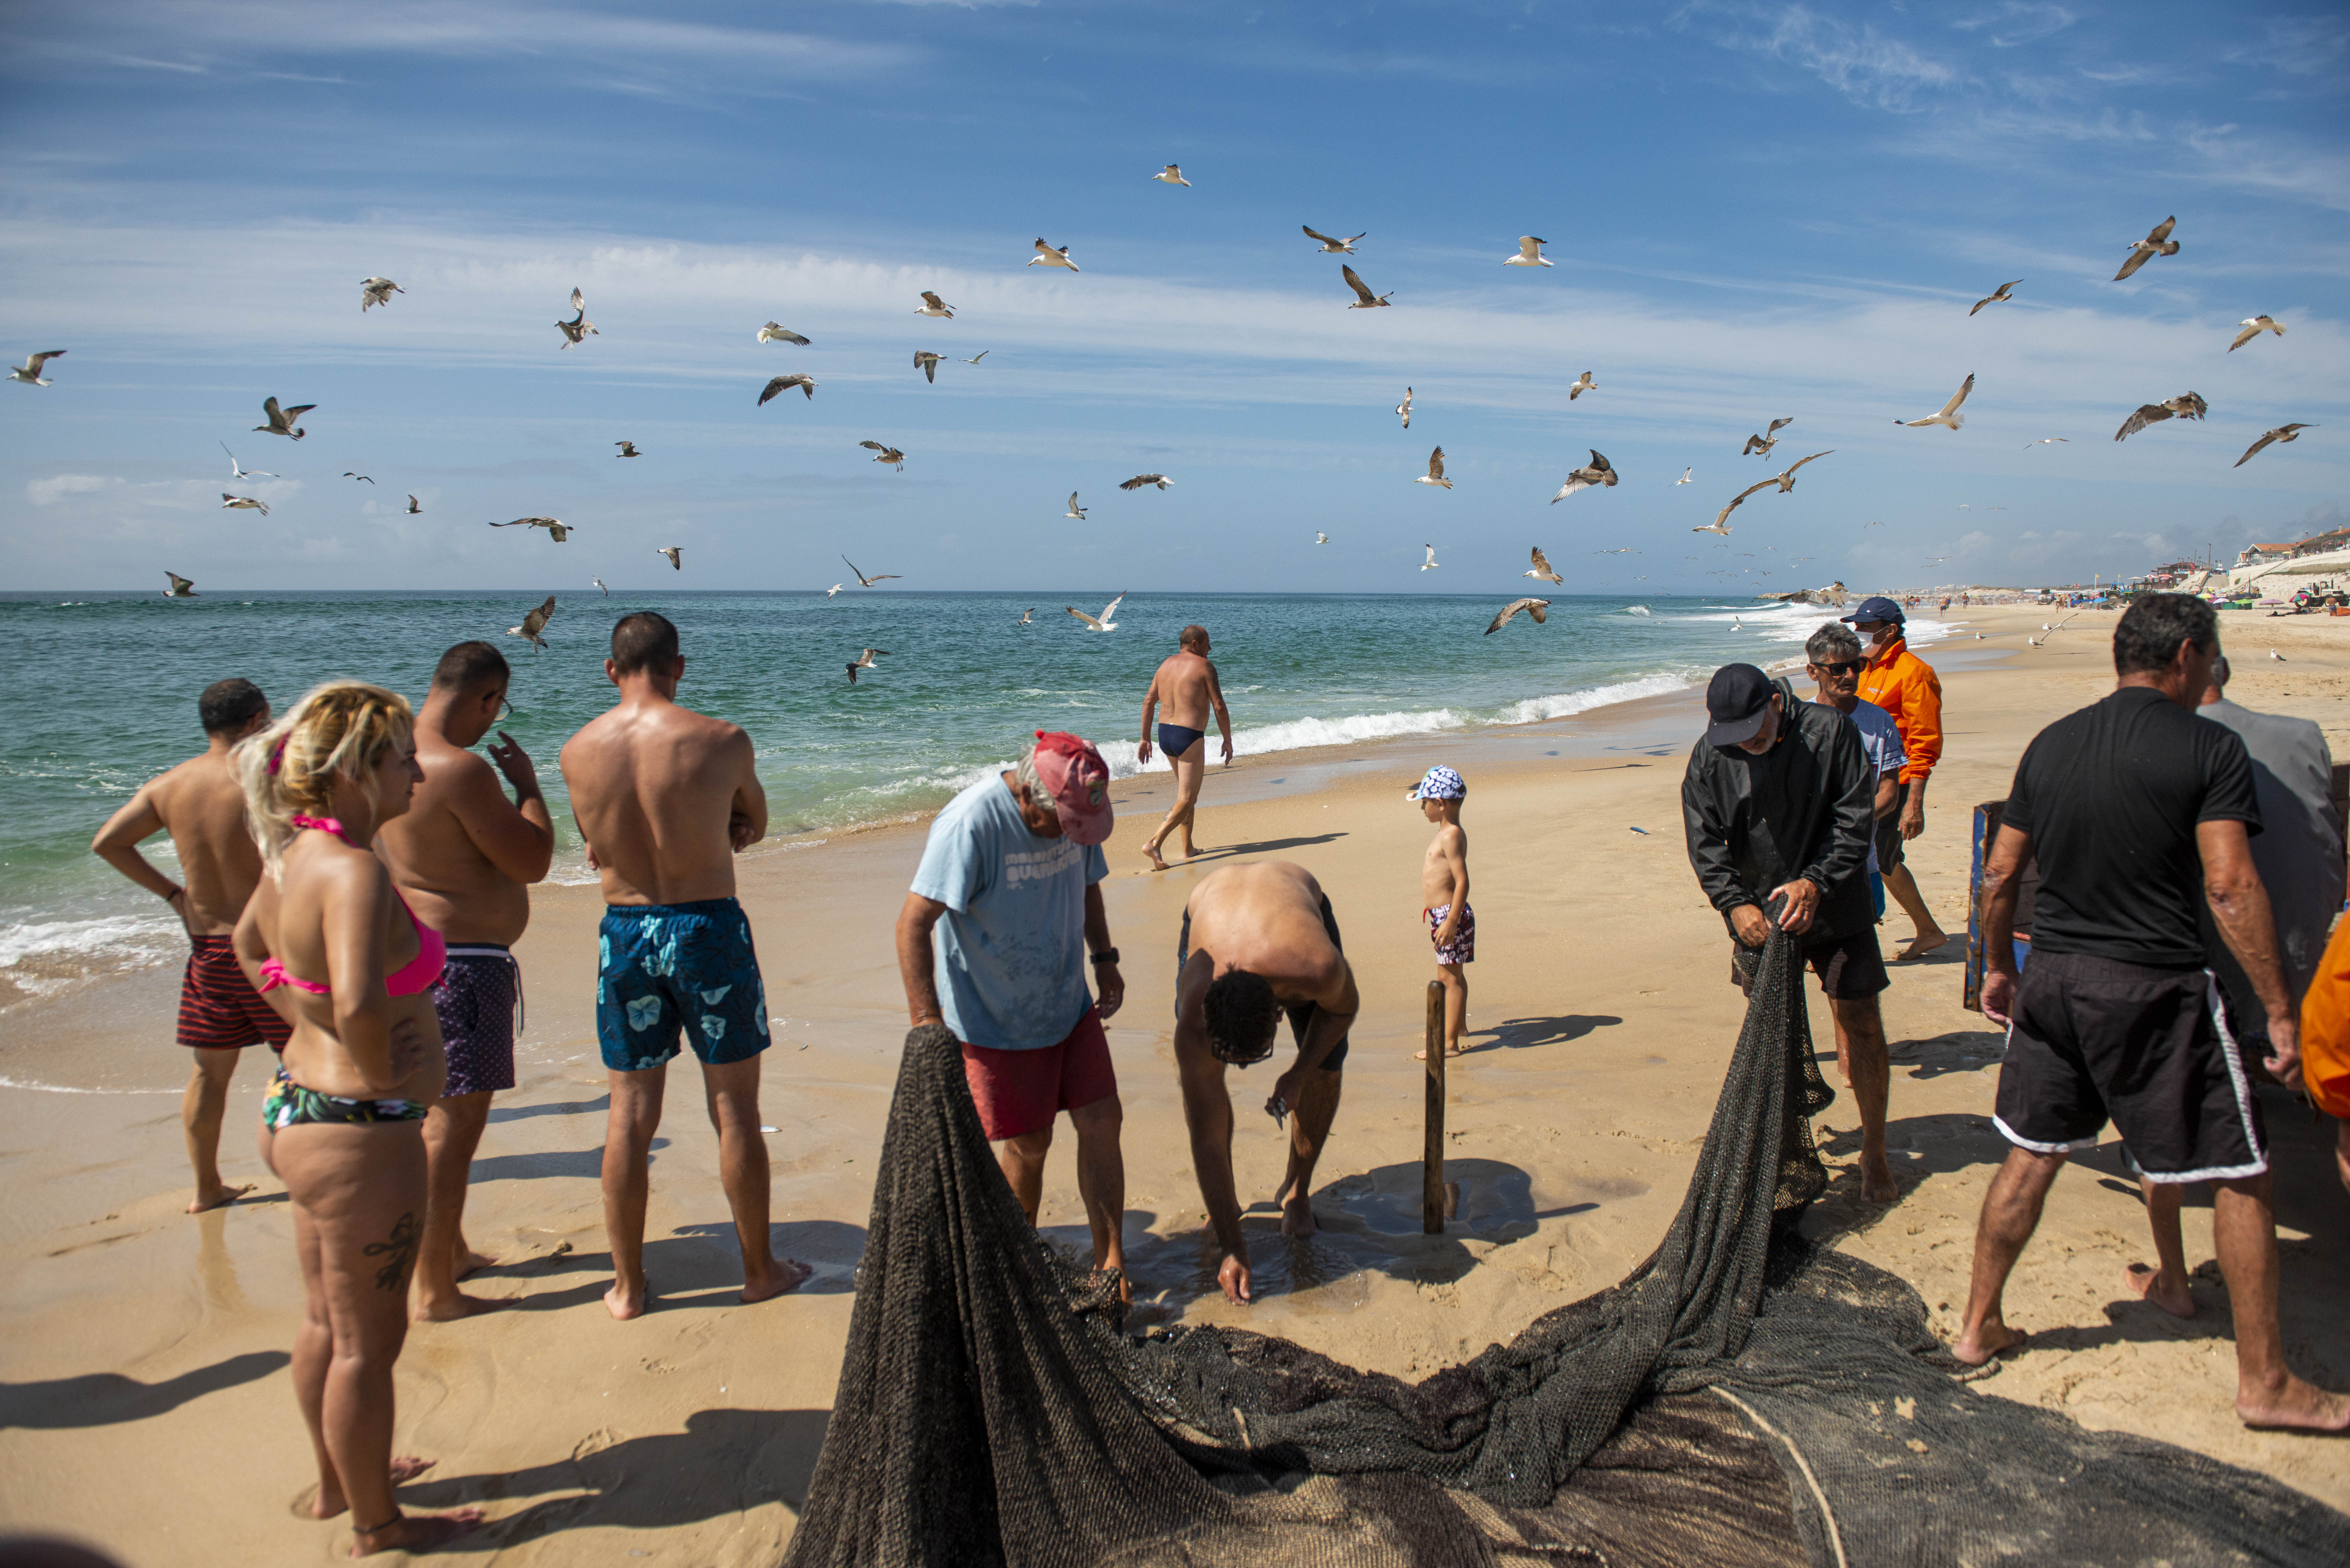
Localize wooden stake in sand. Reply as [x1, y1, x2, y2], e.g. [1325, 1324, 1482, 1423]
[1423, 980, 1445, 1234]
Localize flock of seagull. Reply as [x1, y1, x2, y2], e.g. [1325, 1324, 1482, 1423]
[20, 179, 2316, 665]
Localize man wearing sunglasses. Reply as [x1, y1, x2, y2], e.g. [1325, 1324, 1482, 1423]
[378, 640, 555, 1319]
[1844, 596, 1946, 960]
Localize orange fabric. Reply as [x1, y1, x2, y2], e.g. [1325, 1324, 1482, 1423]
[1856, 637, 1943, 783]
[2299, 915, 2350, 1119]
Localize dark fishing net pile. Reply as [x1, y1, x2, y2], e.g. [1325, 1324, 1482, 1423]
[784, 932, 2350, 1567]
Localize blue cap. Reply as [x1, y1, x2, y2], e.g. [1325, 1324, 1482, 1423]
[1407, 765, 1466, 801]
[1841, 595, 1905, 627]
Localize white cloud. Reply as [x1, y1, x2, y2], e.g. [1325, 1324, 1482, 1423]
[1673, 3, 1962, 112]
[1949, 4, 2077, 49]
[27, 474, 120, 505]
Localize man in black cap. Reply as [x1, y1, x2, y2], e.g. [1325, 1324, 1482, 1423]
[1845, 595, 1946, 960]
[1683, 661, 1896, 1202]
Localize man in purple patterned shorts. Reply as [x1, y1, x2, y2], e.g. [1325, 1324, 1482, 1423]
[378, 642, 554, 1320]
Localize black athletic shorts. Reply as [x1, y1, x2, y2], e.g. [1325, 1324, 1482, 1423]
[1729, 923, 1889, 1001]
[1993, 950, 2267, 1184]
[1178, 895, 1350, 1070]
[1874, 780, 1910, 874]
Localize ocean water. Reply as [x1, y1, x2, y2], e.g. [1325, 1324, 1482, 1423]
[0, 590, 1950, 1001]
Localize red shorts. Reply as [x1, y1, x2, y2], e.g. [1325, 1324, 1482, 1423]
[958, 1008, 1116, 1141]
[178, 935, 291, 1050]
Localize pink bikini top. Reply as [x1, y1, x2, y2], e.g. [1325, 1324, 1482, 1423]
[257, 815, 447, 999]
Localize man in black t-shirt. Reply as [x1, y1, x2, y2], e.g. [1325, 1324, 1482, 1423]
[1954, 594, 2347, 1434]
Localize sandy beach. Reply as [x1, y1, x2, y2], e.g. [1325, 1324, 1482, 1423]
[4, 602, 2346, 1563]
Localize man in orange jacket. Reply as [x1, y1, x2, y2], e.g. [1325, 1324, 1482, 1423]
[2300, 914, 2350, 1195]
[1846, 597, 1946, 960]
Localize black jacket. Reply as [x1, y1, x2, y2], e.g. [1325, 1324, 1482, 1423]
[1681, 679, 1877, 937]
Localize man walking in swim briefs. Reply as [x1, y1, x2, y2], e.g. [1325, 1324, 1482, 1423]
[91, 678, 280, 1213]
[377, 641, 554, 1321]
[896, 731, 1130, 1292]
[1682, 662, 1896, 1203]
[561, 612, 809, 1319]
[1174, 862, 1359, 1304]
[1137, 625, 1232, 871]
[1846, 597, 1947, 960]
[1959, 594, 2347, 1433]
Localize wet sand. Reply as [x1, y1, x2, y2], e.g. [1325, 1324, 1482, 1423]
[2, 602, 2346, 1561]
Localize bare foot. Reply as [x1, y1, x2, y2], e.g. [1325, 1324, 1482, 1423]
[1412, 1045, 1467, 1060]
[2237, 1376, 2350, 1432]
[1860, 1157, 1898, 1204]
[741, 1257, 815, 1304]
[1142, 842, 1169, 872]
[187, 1182, 255, 1215]
[352, 1509, 485, 1557]
[2124, 1262, 2195, 1319]
[1895, 928, 1949, 961]
[1949, 1323, 2028, 1367]
[454, 1247, 498, 1279]
[411, 1289, 516, 1323]
[1280, 1197, 1317, 1240]
[307, 1459, 436, 1520]
[604, 1274, 648, 1321]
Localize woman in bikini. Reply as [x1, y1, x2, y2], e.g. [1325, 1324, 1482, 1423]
[232, 682, 483, 1556]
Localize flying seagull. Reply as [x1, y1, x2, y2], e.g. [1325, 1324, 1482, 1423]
[846, 648, 888, 685]
[254, 396, 314, 440]
[1120, 473, 1173, 491]
[1551, 450, 1617, 501]
[1504, 236, 1552, 268]
[1700, 478, 1778, 535]
[163, 571, 197, 598]
[1341, 264, 1392, 309]
[825, 583, 844, 599]
[1416, 447, 1452, 489]
[1153, 164, 1190, 186]
[615, 441, 640, 457]
[2115, 392, 2208, 442]
[1066, 493, 1087, 519]
[557, 288, 597, 348]
[221, 493, 269, 516]
[1315, 532, 1329, 545]
[760, 374, 817, 404]
[656, 546, 682, 571]
[914, 291, 955, 318]
[1420, 544, 1439, 571]
[860, 440, 906, 469]
[757, 322, 811, 345]
[1742, 418, 1793, 456]
[1525, 547, 1563, 584]
[9, 350, 65, 387]
[1303, 225, 1364, 254]
[2023, 437, 2069, 448]
[2235, 424, 2312, 467]
[1017, 608, 1032, 625]
[2229, 315, 2285, 352]
[1771, 450, 1835, 493]
[914, 351, 942, 383]
[842, 554, 900, 587]
[1029, 238, 1078, 272]
[221, 443, 276, 480]
[593, 577, 608, 595]
[508, 595, 556, 652]
[1568, 371, 1596, 402]
[1485, 598, 1551, 634]
[1675, 467, 1692, 485]
[1395, 387, 1412, 428]
[2114, 216, 2179, 282]
[1897, 373, 1974, 430]
[1969, 280, 2020, 316]
[344, 471, 374, 483]
[360, 277, 403, 312]
[405, 495, 421, 514]
[489, 516, 576, 542]
[1066, 591, 1127, 631]
[961, 351, 989, 364]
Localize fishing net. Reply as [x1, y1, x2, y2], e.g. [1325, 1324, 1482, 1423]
[784, 931, 2350, 1567]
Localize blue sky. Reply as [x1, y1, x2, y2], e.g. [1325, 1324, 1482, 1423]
[0, 0, 2343, 596]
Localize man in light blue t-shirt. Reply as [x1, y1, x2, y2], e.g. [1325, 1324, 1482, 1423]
[896, 731, 1131, 1286]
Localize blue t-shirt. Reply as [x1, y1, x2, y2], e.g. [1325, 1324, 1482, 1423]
[910, 775, 1109, 1051]
[1817, 697, 1905, 873]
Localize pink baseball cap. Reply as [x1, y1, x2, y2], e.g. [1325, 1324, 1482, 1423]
[1031, 731, 1114, 845]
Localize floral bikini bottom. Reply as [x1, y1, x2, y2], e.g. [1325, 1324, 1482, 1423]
[262, 1066, 429, 1128]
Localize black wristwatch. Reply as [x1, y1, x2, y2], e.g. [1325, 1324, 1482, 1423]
[1089, 948, 1120, 967]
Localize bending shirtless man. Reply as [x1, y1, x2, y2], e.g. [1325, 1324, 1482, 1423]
[1174, 862, 1358, 1304]
[1137, 625, 1232, 871]
[91, 678, 278, 1212]
[376, 641, 554, 1321]
[560, 612, 808, 1319]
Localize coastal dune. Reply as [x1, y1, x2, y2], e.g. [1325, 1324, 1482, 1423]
[1, 603, 2345, 1561]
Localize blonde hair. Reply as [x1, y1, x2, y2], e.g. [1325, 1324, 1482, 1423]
[235, 680, 414, 880]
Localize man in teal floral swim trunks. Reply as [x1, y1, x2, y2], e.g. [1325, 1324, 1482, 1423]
[561, 612, 811, 1320]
